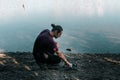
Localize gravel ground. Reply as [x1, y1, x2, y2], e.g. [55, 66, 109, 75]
[0, 52, 120, 80]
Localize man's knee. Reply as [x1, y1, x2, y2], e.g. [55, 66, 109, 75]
[55, 56, 61, 63]
[58, 56, 61, 63]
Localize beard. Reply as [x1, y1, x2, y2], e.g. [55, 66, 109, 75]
[54, 35, 58, 39]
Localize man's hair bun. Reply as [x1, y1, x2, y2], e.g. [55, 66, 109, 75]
[51, 24, 56, 28]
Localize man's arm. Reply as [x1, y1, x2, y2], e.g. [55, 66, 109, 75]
[55, 50, 72, 67]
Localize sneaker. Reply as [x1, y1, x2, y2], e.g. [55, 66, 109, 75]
[38, 63, 48, 70]
[47, 64, 60, 70]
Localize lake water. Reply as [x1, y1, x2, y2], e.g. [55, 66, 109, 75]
[0, 0, 120, 53]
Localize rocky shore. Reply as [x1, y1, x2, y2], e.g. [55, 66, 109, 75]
[0, 52, 120, 80]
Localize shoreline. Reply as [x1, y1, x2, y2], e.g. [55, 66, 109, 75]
[0, 52, 120, 80]
[2, 51, 120, 54]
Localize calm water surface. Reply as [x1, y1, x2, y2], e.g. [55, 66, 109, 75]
[0, 0, 120, 53]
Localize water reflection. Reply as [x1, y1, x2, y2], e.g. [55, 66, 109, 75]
[60, 31, 120, 53]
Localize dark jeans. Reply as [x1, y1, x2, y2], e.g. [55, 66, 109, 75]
[33, 52, 61, 65]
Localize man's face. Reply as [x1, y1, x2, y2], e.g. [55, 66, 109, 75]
[54, 31, 62, 39]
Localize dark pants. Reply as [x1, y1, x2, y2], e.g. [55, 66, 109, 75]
[33, 52, 61, 65]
